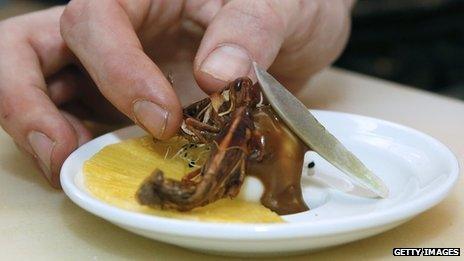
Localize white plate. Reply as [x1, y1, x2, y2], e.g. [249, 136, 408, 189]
[61, 110, 459, 256]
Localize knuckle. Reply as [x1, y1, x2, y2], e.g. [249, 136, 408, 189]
[184, 0, 215, 15]
[60, 0, 90, 33]
[184, 0, 222, 25]
[101, 52, 137, 83]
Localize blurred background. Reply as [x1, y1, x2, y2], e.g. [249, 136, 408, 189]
[1, 0, 463, 100]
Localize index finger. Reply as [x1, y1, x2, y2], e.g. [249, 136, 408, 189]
[60, 0, 183, 139]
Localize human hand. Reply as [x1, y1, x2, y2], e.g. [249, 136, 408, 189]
[0, 0, 354, 187]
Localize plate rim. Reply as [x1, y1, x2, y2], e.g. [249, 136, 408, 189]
[61, 110, 459, 240]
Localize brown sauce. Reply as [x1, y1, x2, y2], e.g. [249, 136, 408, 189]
[247, 106, 309, 215]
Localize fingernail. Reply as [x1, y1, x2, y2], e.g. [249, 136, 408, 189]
[28, 131, 54, 182]
[200, 44, 252, 82]
[133, 100, 169, 139]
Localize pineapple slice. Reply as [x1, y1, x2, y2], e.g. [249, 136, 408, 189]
[84, 136, 283, 223]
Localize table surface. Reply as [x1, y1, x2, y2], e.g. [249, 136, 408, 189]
[1, 2, 463, 260]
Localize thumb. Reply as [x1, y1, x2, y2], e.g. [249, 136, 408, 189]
[193, 0, 298, 93]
